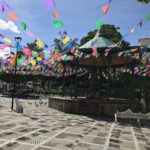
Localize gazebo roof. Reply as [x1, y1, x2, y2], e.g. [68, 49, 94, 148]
[74, 37, 134, 67]
[79, 37, 120, 49]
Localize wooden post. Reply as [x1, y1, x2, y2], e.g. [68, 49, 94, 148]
[74, 60, 78, 99]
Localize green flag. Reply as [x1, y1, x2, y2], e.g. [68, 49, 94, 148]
[54, 20, 63, 28]
[96, 17, 104, 30]
[20, 22, 28, 30]
[17, 60, 22, 66]
[21, 55, 27, 60]
[32, 51, 38, 57]
[145, 12, 150, 22]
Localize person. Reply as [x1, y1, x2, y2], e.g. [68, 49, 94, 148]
[140, 96, 146, 113]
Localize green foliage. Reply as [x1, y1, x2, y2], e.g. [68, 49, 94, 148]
[80, 24, 130, 50]
[27, 40, 43, 53]
[52, 32, 79, 53]
[137, 0, 150, 4]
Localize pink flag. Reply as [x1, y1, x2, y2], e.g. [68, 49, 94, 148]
[42, 0, 55, 11]
[26, 31, 34, 37]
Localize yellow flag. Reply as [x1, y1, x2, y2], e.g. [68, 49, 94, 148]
[37, 57, 42, 61]
[3, 38, 12, 43]
[62, 36, 70, 45]
[36, 39, 43, 49]
[131, 28, 135, 33]
[133, 53, 139, 59]
[91, 35, 97, 42]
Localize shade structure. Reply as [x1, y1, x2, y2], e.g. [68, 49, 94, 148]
[77, 37, 133, 67]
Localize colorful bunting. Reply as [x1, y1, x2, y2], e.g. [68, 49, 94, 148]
[145, 12, 150, 22]
[53, 10, 59, 18]
[0, 1, 10, 13]
[26, 31, 34, 38]
[96, 17, 104, 30]
[54, 20, 63, 28]
[0, 34, 5, 38]
[131, 28, 135, 33]
[62, 36, 70, 45]
[102, 4, 109, 15]
[137, 19, 143, 27]
[3, 38, 12, 43]
[36, 39, 43, 49]
[7, 12, 19, 21]
[20, 22, 28, 30]
[42, 0, 55, 11]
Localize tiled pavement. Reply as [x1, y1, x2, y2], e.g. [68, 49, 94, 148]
[0, 96, 150, 150]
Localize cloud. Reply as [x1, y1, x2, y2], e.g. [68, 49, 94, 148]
[0, 19, 20, 34]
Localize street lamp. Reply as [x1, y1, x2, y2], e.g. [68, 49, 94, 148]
[11, 37, 22, 110]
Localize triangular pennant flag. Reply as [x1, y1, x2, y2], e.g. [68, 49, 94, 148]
[137, 19, 143, 27]
[53, 10, 59, 18]
[62, 36, 70, 45]
[36, 39, 43, 49]
[3, 38, 12, 43]
[7, 12, 19, 21]
[63, 30, 67, 36]
[26, 31, 34, 37]
[145, 12, 150, 22]
[131, 28, 135, 33]
[54, 20, 63, 28]
[96, 17, 104, 30]
[20, 22, 28, 30]
[102, 4, 109, 15]
[0, 34, 5, 38]
[0, 1, 10, 13]
[42, 0, 55, 11]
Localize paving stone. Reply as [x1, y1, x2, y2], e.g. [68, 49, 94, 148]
[81, 136, 106, 145]
[55, 132, 83, 141]
[43, 138, 74, 150]
[0, 132, 22, 140]
[73, 142, 103, 150]
[0, 142, 33, 150]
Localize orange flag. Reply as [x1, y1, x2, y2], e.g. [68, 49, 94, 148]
[53, 10, 59, 18]
[102, 4, 109, 15]
[131, 48, 138, 52]
[7, 12, 19, 21]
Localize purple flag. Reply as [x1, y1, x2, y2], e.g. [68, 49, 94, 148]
[0, 34, 4, 38]
[63, 30, 67, 36]
[109, 0, 111, 3]
[0, 1, 11, 13]
[137, 19, 143, 27]
[2, 59, 8, 63]
[42, 0, 55, 11]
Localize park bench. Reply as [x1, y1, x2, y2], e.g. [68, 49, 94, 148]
[114, 109, 150, 126]
[15, 99, 23, 113]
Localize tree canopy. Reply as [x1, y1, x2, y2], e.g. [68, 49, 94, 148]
[137, 0, 150, 4]
[27, 40, 43, 53]
[52, 32, 79, 53]
[80, 24, 130, 50]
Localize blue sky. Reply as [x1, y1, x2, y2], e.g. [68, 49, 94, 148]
[0, 0, 150, 49]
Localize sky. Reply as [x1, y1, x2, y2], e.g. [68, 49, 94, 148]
[0, 0, 150, 53]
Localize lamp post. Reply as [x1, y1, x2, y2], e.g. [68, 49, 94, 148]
[11, 37, 22, 110]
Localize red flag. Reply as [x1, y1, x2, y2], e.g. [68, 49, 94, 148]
[102, 4, 109, 15]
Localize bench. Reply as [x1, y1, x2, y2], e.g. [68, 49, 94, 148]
[15, 99, 23, 113]
[114, 109, 150, 126]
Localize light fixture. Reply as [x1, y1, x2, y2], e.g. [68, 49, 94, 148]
[15, 37, 22, 43]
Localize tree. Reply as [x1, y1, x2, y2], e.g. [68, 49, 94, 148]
[52, 32, 79, 53]
[27, 40, 43, 53]
[80, 24, 130, 50]
[137, 0, 150, 4]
